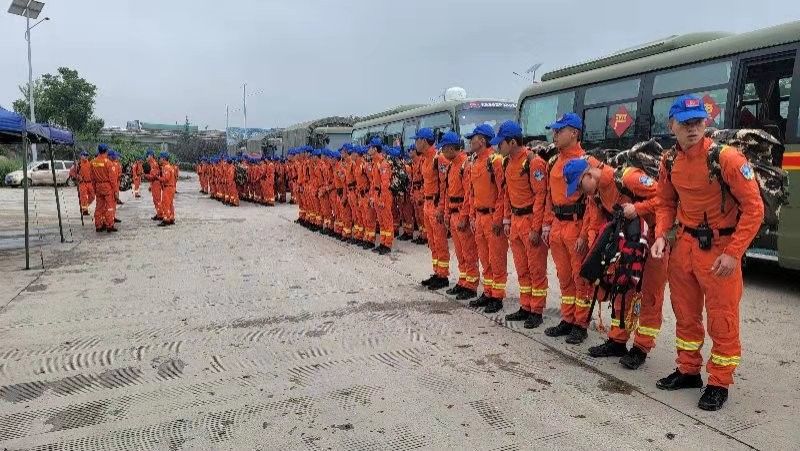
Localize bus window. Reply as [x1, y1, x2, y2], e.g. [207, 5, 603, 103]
[735, 56, 795, 143]
[520, 91, 575, 141]
[352, 128, 368, 145]
[402, 120, 418, 151]
[651, 88, 728, 136]
[368, 125, 385, 142]
[419, 112, 454, 141]
[385, 121, 404, 147]
[457, 103, 516, 144]
[652, 60, 732, 95]
[584, 78, 640, 105]
[582, 102, 638, 149]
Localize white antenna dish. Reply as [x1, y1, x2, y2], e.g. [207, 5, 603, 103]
[444, 87, 467, 102]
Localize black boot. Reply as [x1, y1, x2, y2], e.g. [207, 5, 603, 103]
[619, 346, 648, 370]
[151, 215, 161, 221]
[377, 245, 391, 255]
[455, 289, 477, 300]
[656, 370, 703, 391]
[158, 221, 169, 227]
[469, 294, 491, 308]
[588, 339, 628, 358]
[418, 238, 428, 245]
[483, 299, 503, 314]
[698, 385, 729, 411]
[504, 308, 530, 322]
[524, 313, 543, 329]
[421, 275, 437, 287]
[96, 226, 106, 232]
[565, 326, 588, 344]
[427, 277, 449, 291]
[544, 320, 573, 337]
[114, 218, 122, 223]
[446, 285, 466, 296]
[398, 234, 412, 241]
[106, 226, 119, 233]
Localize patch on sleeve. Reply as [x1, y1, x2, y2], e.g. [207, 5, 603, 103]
[533, 170, 544, 181]
[638, 175, 654, 187]
[740, 163, 755, 180]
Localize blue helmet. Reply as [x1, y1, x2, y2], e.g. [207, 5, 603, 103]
[159, 151, 170, 160]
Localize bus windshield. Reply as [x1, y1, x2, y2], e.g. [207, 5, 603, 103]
[457, 102, 517, 140]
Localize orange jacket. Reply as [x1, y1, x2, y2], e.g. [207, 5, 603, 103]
[655, 137, 763, 259]
[586, 164, 659, 236]
[354, 156, 370, 193]
[444, 152, 469, 217]
[503, 148, 547, 232]
[159, 163, 177, 187]
[132, 161, 143, 179]
[421, 147, 447, 208]
[145, 156, 161, 184]
[370, 153, 392, 202]
[468, 147, 505, 224]
[90, 154, 114, 193]
[72, 157, 92, 183]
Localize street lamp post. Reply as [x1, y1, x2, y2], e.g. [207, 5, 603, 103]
[8, 0, 47, 162]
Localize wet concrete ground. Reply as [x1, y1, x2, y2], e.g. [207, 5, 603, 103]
[1, 179, 798, 450]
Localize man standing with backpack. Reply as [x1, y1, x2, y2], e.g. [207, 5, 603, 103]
[652, 94, 763, 411]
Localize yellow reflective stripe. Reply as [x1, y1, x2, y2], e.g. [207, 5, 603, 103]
[610, 318, 621, 327]
[459, 272, 467, 278]
[710, 353, 741, 366]
[519, 286, 531, 294]
[483, 279, 494, 285]
[437, 261, 450, 268]
[575, 298, 592, 308]
[432, 259, 439, 265]
[561, 296, 575, 305]
[465, 276, 479, 283]
[531, 289, 548, 297]
[676, 337, 703, 351]
[636, 326, 660, 338]
[492, 283, 506, 289]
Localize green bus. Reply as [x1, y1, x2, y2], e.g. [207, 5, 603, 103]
[518, 20, 800, 270]
[352, 99, 517, 150]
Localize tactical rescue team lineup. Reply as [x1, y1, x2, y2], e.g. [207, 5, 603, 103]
[73, 93, 760, 413]
[70, 146, 178, 231]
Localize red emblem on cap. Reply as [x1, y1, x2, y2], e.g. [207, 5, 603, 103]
[702, 94, 721, 125]
[684, 98, 701, 108]
[609, 105, 633, 137]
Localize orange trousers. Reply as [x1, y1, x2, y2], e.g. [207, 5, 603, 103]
[228, 182, 240, 206]
[132, 177, 141, 197]
[349, 190, 363, 240]
[607, 236, 668, 353]
[509, 214, 549, 313]
[413, 191, 426, 239]
[161, 185, 176, 222]
[550, 218, 591, 327]
[400, 193, 415, 235]
[449, 214, 479, 290]
[377, 194, 394, 248]
[338, 192, 353, 238]
[151, 182, 163, 217]
[78, 182, 94, 214]
[360, 195, 376, 243]
[93, 184, 114, 228]
[669, 233, 742, 388]
[424, 200, 449, 277]
[474, 212, 508, 299]
[320, 191, 333, 230]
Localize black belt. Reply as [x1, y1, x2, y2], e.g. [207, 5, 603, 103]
[682, 224, 735, 237]
[476, 207, 495, 214]
[347, 182, 356, 188]
[553, 203, 585, 221]
[336, 188, 344, 196]
[360, 189, 369, 195]
[511, 205, 533, 216]
[449, 196, 464, 203]
[425, 195, 438, 201]
[448, 208, 460, 214]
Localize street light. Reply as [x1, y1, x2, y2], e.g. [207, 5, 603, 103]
[8, 0, 47, 162]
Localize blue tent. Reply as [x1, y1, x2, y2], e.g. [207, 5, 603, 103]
[0, 107, 26, 142]
[42, 126, 74, 145]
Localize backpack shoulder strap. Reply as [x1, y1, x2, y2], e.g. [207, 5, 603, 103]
[486, 153, 497, 185]
[547, 154, 558, 175]
[663, 148, 678, 183]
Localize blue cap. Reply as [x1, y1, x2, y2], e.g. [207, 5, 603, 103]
[98, 143, 108, 152]
[437, 131, 462, 149]
[490, 120, 523, 146]
[159, 151, 170, 159]
[386, 146, 400, 158]
[368, 136, 383, 148]
[109, 150, 118, 159]
[312, 149, 322, 157]
[331, 149, 341, 159]
[563, 158, 590, 196]
[79, 150, 89, 157]
[546, 112, 583, 131]
[412, 128, 435, 141]
[408, 143, 416, 151]
[145, 148, 154, 156]
[669, 94, 708, 123]
[466, 123, 495, 140]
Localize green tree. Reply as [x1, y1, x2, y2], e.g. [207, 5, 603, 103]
[12, 67, 104, 134]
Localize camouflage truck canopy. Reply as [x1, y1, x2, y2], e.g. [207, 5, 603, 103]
[281, 116, 355, 152]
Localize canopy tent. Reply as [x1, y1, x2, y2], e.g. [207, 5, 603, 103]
[0, 107, 26, 143]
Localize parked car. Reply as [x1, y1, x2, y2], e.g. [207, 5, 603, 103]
[4, 160, 75, 187]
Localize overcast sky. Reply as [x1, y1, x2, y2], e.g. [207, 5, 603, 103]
[0, 0, 795, 130]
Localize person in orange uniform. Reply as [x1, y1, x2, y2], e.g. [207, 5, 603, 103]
[368, 138, 394, 254]
[70, 150, 95, 216]
[157, 151, 177, 226]
[542, 113, 600, 344]
[416, 128, 450, 291]
[652, 94, 763, 411]
[491, 121, 549, 326]
[144, 149, 163, 220]
[132, 157, 144, 198]
[227, 156, 240, 206]
[397, 149, 416, 241]
[345, 145, 363, 244]
[335, 145, 353, 242]
[90, 144, 117, 233]
[108, 150, 123, 224]
[437, 131, 479, 300]
[265, 156, 277, 206]
[465, 124, 508, 313]
[410, 145, 427, 245]
[356, 146, 376, 247]
[563, 157, 667, 369]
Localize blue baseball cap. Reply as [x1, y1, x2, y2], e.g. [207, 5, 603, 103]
[145, 148, 154, 156]
[79, 150, 89, 157]
[465, 123, 496, 140]
[368, 136, 383, 148]
[408, 143, 416, 151]
[563, 158, 590, 196]
[159, 151, 170, 159]
[437, 131, 462, 149]
[387, 146, 401, 158]
[546, 112, 583, 131]
[412, 128, 435, 141]
[490, 120, 523, 146]
[669, 94, 708, 123]
[98, 143, 109, 152]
